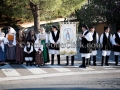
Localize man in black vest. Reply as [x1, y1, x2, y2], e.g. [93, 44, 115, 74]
[112, 26, 120, 65]
[89, 26, 99, 66]
[49, 25, 60, 65]
[79, 24, 93, 68]
[100, 26, 112, 66]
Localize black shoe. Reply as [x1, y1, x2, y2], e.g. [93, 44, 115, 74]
[93, 63, 97, 66]
[79, 57, 86, 68]
[21, 62, 23, 64]
[79, 65, 86, 68]
[1, 63, 6, 66]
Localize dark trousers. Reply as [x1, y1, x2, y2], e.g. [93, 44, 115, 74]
[51, 54, 60, 65]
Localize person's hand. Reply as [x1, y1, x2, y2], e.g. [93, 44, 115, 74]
[116, 43, 120, 46]
[39, 50, 41, 54]
[10, 45, 13, 47]
[80, 34, 82, 37]
[54, 43, 57, 45]
[27, 52, 30, 54]
[80, 34, 84, 38]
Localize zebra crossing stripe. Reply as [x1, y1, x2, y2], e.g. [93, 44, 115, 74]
[1, 64, 21, 77]
[0, 70, 120, 81]
[103, 66, 116, 69]
[22, 65, 47, 74]
[47, 65, 71, 72]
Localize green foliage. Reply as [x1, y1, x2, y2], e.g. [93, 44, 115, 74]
[75, 0, 120, 32]
[0, 0, 86, 24]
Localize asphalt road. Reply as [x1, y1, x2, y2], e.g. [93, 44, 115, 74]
[0, 73, 120, 90]
[0, 50, 120, 90]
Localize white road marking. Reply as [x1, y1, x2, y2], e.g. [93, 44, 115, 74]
[22, 64, 47, 74]
[47, 65, 71, 72]
[79, 67, 95, 70]
[1, 64, 21, 77]
[103, 66, 116, 69]
[0, 70, 120, 81]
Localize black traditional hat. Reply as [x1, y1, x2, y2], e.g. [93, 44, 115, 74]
[104, 26, 109, 31]
[52, 25, 58, 30]
[90, 26, 95, 29]
[116, 26, 120, 31]
[82, 24, 89, 30]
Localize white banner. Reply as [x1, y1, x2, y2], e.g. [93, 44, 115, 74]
[60, 22, 77, 55]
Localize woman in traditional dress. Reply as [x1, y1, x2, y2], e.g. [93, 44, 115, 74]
[34, 38, 44, 66]
[16, 30, 26, 64]
[26, 30, 36, 44]
[24, 40, 33, 66]
[26, 30, 36, 64]
[0, 32, 8, 65]
[37, 27, 49, 64]
[6, 27, 16, 63]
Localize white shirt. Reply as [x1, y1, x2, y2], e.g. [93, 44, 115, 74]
[79, 30, 93, 41]
[37, 33, 48, 43]
[100, 32, 112, 44]
[90, 31, 99, 43]
[24, 45, 33, 53]
[112, 32, 120, 45]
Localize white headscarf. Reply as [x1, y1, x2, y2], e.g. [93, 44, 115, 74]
[0, 32, 6, 52]
[40, 27, 45, 34]
[8, 27, 16, 34]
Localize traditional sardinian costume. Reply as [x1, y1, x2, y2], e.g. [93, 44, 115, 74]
[6, 27, 16, 62]
[89, 27, 99, 66]
[0, 33, 8, 64]
[16, 32, 26, 64]
[37, 31, 49, 63]
[100, 26, 112, 66]
[34, 39, 44, 66]
[49, 26, 60, 65]
[24, 41, 33, 66]
[112, 26, 120, 65]
[26, 30, 36, 63]
[79, 24, 93, 68]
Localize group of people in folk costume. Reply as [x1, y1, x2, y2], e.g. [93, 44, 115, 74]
[0, 27, 49, 66]
[0, 25, 120, 68]
[79, 24, 120, 68]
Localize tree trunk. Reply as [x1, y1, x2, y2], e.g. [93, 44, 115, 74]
[29, 0, 40, 33]
[33, 5, 40, 33]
